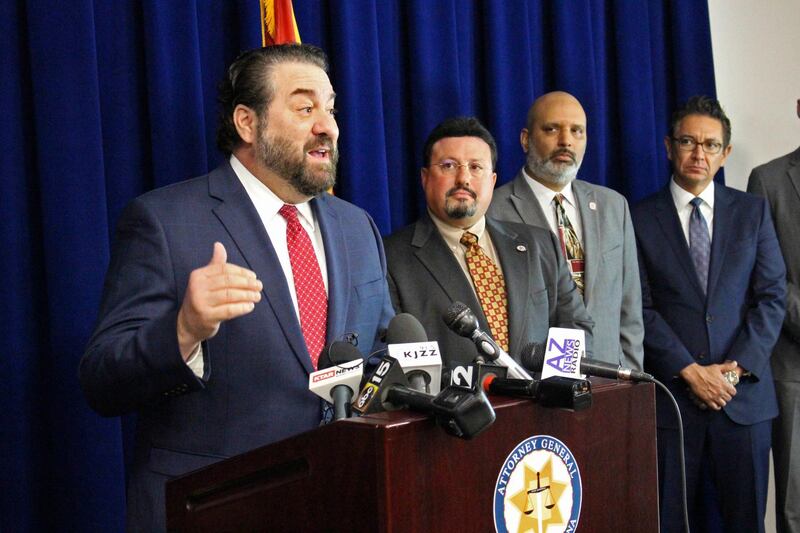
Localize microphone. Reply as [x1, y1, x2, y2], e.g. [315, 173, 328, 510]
[384, 313, 428, 344]
[352, 355, 496, 439]
[384, 313, 443, 395]
[521, 340, 654, 382]
[481, 374, 592, 411]
[442, 302, 533, 380]
[442, 362, 507, 390]
[387, 383, 496, 440]
[309, 341, 364, 420]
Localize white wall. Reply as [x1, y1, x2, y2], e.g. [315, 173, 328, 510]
[709, 0, 800, 192]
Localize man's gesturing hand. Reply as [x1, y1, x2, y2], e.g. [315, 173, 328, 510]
[177, 242, 262, 359]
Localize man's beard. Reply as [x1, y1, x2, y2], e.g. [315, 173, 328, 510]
[526, 146, 581, 187]
[444, 187, 478, 219]
[256, 125, 338, 197]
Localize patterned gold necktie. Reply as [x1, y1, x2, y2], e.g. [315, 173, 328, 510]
[459, 231, 509, 351]
[554, 194, 585, 294]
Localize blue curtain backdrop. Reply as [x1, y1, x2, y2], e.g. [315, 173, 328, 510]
[1, 1, 717, 530]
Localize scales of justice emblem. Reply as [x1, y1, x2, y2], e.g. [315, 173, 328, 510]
[493, 436, 582, 533]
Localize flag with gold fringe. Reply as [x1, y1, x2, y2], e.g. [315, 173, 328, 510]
[260, 0, 301, 45]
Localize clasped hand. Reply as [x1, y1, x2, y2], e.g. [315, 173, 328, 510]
[680, 360, 739, 411]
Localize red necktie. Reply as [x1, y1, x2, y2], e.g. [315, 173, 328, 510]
[279, 204, 328, 369]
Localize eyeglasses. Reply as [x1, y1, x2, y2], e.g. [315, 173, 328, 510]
[431, 159, 488, 177]
[671, 136, 724, 154]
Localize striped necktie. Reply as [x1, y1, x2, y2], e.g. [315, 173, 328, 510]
[554, 194, 585, 294]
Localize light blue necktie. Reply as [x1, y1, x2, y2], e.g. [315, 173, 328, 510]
[689, 197, 711, 294]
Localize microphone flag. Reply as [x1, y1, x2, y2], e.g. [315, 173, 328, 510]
[387, 341, 443, 395]
[541, 328, 585, 380]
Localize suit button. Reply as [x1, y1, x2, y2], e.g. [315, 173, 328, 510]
[698, 352, 706, 360]
[706, 314, 713, 323]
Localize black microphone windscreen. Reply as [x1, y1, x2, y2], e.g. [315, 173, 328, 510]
[443, 301, 469, 326]
[385, 313, 428, 344]
[520, 342, 546, 371]
[442, 301, 477, 336]
[318, 341, 363, 369]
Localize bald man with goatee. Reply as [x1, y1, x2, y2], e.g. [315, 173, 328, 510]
[489, 91, 644, 370]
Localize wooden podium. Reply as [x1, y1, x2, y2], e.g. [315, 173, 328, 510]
[166, 379, 658, 532]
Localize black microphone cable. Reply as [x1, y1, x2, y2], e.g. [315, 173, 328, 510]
[651, 377, 690, 533]
[521, 341, 690, 532]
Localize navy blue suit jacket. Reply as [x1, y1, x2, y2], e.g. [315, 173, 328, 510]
[80, 162, 394, 530]
[632, 184, 785, 429]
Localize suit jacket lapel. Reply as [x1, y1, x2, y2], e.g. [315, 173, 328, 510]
[572, 181, 598, 306]
[707, 185, 735, 301]
[411, 215, 490, 332]
[313, 195, 349, 346]
[487, 219, 530, 356]
[652, 187, 707, 301]
[209, 163, 313, 374]
[788, 147, 800, 202]
[509, 172, 550, 228]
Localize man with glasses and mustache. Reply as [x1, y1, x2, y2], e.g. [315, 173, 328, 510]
[79, 44, 394, 531]
[632, 96, 785, 533]
[384, 116, 592, 368]
[489, 91, 644, 372]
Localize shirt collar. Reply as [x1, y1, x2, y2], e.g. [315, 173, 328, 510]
[522, 167, 576, 206]
[669, 176, 715, 210]
[428, 209, 487, 249]
[230, 155, 316, 229]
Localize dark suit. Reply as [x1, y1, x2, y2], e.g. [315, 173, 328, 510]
[79, 162, 394, 531]
[748, 147, 800, 533]
[383, 213, 593, 367]
[632, 184, 786, 533]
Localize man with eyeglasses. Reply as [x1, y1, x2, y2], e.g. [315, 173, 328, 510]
[632, 96, 786, 533]
[384, 116, 593, 367]
[746, 98, 800, 533]
[489, 91, 644, 372]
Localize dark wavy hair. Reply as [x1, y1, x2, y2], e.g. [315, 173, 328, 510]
[669, 95, 731, 147]
[422, 116, 498, 170]
[216, 44, 329, 154]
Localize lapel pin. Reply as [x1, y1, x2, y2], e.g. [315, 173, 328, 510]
[589, 201, 597, 210]
[516, 244, 527, 252]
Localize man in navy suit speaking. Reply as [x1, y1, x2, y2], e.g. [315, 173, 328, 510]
[79, 44, 394, 531]
[632, 96, 786, 533]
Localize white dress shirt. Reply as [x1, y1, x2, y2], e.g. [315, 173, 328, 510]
[669, 177, 715, 245]
[522, 167, 584, 244]
[428, 211, 504, 299]
[186, 156, 329, 376]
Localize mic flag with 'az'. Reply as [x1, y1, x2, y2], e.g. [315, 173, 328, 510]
[540, 327, 585, 381]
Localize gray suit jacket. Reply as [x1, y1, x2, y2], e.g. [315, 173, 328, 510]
[488, 171, 644, 370]
[748, 147, 800, 381]
[384, 213, 594, 367]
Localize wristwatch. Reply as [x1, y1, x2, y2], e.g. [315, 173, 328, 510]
[723, 370, 740, 386]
